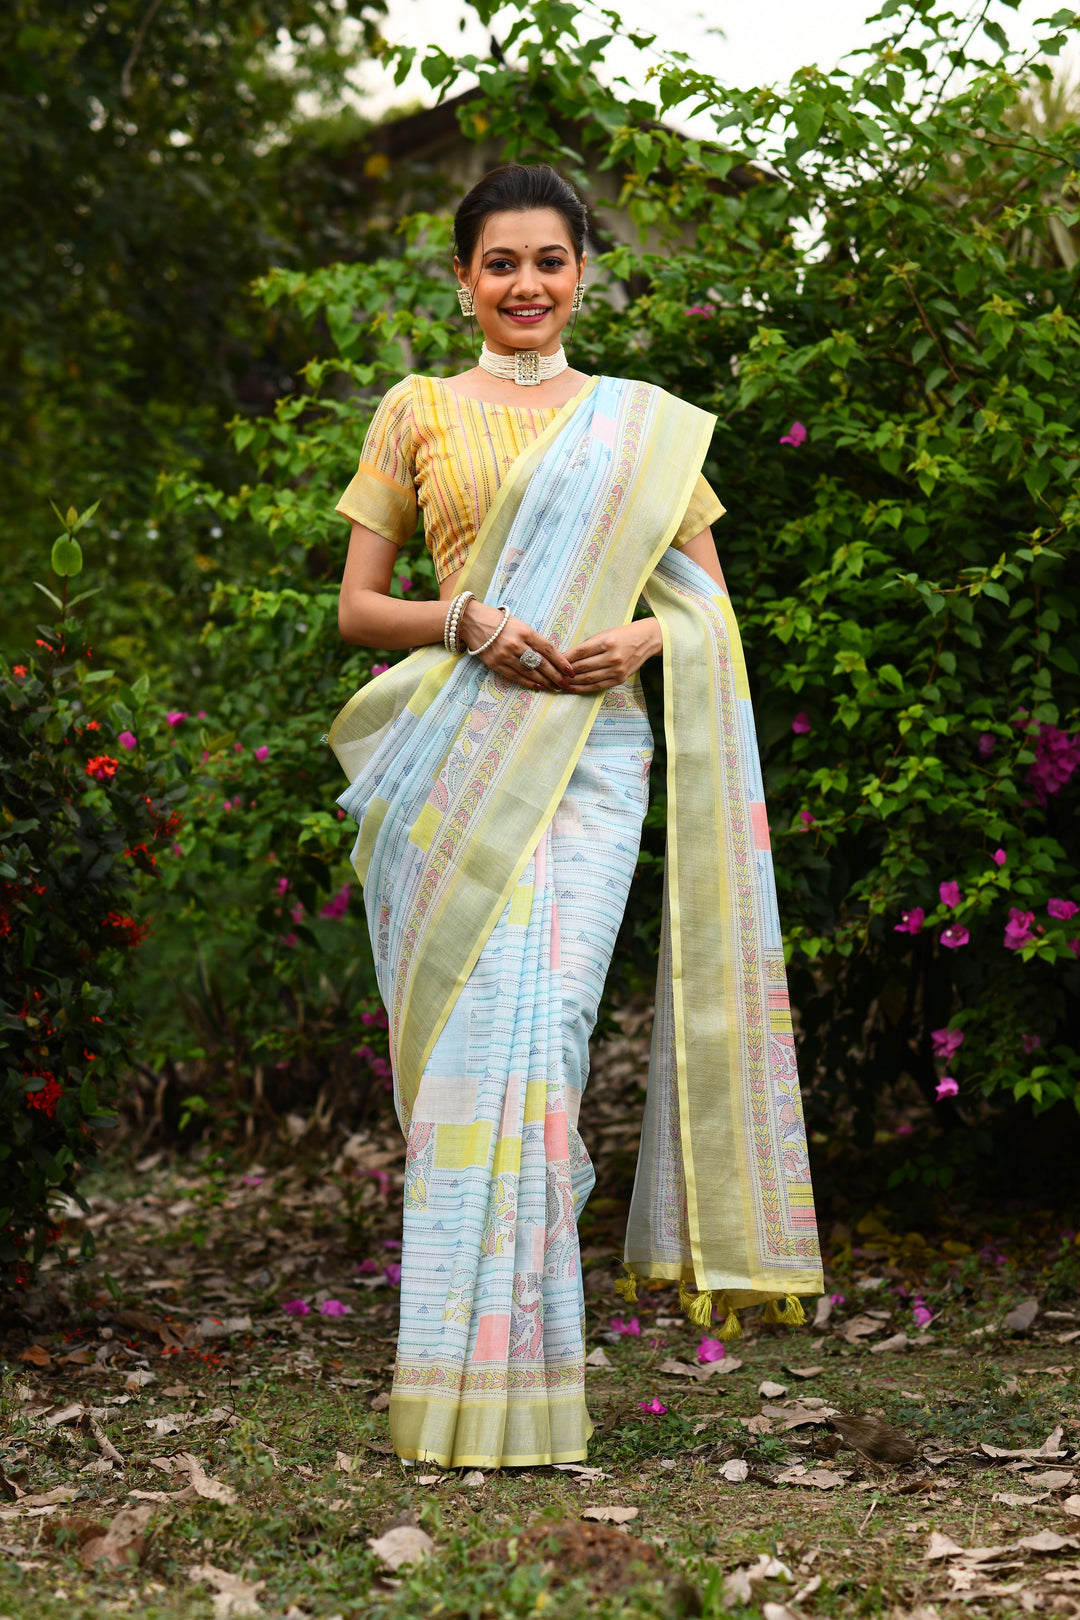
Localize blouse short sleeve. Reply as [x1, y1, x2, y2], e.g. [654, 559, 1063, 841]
[671, 472, 725, 548]
[335, 377, 418, 546]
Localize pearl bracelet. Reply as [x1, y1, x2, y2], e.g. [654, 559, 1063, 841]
[465, 604, 511, 658]
[444, 590, 474, 654]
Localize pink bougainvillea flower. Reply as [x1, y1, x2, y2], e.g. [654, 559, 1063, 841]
[1048, 897, 1079, 920]
[118, 730, 138, 750]
[1070, 938, 1080, 956]
[319, 1299, 351, 1317]
[282, 1299, 310, 1316]
[697, 1337, 726, 1364]
[1003, 907, 1036, 951]
[993, 848, 1007, 867]
[276, 876, 290, 895]
[799, 810, 815, 827]
[241, 1173, 264, 1187]
[912, 1298, 934, 1328]
[687, 303, 717, 317]
[355, 1259, 379, 1275]
[935, 1076, 959, 1100]
[363, 1168, 390, 1197]
[398, 577, 412, 593]
[1021, 1032, 1042, 1054]
[977, 733, 996, 758]
[290, 903, 304, 924]
[939, 880, 962, 908]
[931, 1027, 964, 1061]
[383, 1263, 402, 1286]
[894, 907, 925, 935]
[895, 1121, 913, 1136]
[637, 1397, 668, 1415]
[165, 710, 189, 727]
[792, 711, 811, 735]
[337, 808, 346, 819]
[320, 884, 352, 920]
[383, 1239, 402, 1250]
[940, 926, 969, 949]
[829, 1293, 846, 1306]
[234, 741, 244, 753]
[610, 1316, 641, 1337]
[779, 421, 807, 447]
[281, 932, 298, 948]
[1026, 723, 1080, 803]
[254, 744, 269, 761]
[371, 662, 389, 677]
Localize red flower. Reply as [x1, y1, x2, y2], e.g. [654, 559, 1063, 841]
[84, 720, 100, 731]
[85, 755, 119, 781]
[101, 911, 150, 947]
[12, 665, 27, 678]
[26, 1075, 63, 1117]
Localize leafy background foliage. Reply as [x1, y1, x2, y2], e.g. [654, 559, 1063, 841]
[5, 0, 1080, 1270]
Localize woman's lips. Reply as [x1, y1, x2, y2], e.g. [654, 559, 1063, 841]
[501, 307, 553, 326]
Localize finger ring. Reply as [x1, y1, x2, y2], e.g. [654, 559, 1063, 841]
[518, 648, 542, 670]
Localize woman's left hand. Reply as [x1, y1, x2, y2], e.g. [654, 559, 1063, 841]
[564, 620, 662, 692]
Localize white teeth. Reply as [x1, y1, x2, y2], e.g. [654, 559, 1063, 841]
[506, 308, 549, 316]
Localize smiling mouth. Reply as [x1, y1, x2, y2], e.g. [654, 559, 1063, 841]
[501, 306, 553, 318]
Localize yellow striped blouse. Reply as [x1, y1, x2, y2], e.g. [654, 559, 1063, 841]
[335, 374, 724, 583]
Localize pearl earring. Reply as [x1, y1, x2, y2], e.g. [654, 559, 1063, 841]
[457, 285, 475, 317]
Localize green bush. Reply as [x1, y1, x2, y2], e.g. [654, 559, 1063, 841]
[0, 508, 187, 1288]
[150, 1, 1080, 1175]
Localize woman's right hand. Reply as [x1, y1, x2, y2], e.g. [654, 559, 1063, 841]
[459, 599, 574, 691]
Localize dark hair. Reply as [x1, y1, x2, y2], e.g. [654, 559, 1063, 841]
[453, 163, 588, 270]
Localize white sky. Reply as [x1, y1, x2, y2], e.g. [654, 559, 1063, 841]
[353, 0, 1078, 122]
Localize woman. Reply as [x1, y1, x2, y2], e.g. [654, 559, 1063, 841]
[332, 164, 822, 1470]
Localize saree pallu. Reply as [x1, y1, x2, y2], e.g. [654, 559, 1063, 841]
[330, 375, 823, 1467]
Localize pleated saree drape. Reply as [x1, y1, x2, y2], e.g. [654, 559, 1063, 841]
[330, 375, 822, 1467]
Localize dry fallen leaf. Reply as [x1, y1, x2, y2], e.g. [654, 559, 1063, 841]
[775, 1465, 845, 1490]
[719, 1458, 749, 1482]
[585, 1346, 611, 1368]
[992, 1490, 1051, 1507]
[1002, 1297, 1039, 1333]
[1062, 1495, 1080, 1519]
[741, 1414, 774, 1435]
[1025, 1470, 1075, 1490]
[869, 1332, 910, 1355]
[763, 1604, 802, 1620]
[188, 1562, 266, 1617]
[722, 1553, 794, 1606]
[812, 1296, 833, 1329]
[173, 1453, 238, 1507]
[79, 1505, 153, 1570]
[144, 1413, 189, 1438]
[980, 1424, 1065, 1461]
[460, 1471, 485, 1489]
[925, 1531, 964, 1561]
[552, 1463, 607, 1481]
[370, 1392, 391, 1413]
[759, 1380, 788, 1399]
[762, 1402, 840, 1430]
[90, 1416, 124, 1467]
[785, 1365, 825, 1380]
[334, 1452, 355, 1474]
[581, 1505, 639, 1524]
[1016, 1532, 1078, 1554]
[18, 1345, 51, 1367]
[44, 1402, 85, 1428]
[367, 1525, 435, 1570]
[418, 1474, 445, 1486]
[840, 1314, 884, 1343]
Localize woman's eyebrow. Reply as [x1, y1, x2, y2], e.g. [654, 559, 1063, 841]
[483, 244, 570, 256]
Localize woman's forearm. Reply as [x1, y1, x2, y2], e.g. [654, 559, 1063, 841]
[339, 587, 448, 650]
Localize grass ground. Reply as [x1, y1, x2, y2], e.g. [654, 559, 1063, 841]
[3, 1140, 1080, 1619]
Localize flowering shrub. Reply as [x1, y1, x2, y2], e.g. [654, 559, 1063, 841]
[1, 509, 188, 1288]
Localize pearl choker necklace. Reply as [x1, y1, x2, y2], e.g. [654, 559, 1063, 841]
[478, 343, 568, 387]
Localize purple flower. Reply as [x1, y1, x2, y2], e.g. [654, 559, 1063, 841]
[1021, 1033, 1042, 1054]
[281, 932, 298, 949]
[234, 741, 244, 753]
[894, 907, 925, 935]
[686, 304, 717, 317]
[610, 1316, 641, 1337]
[697, 1337, 725, 1364]
[398, 577, 412, 593]
[276, 876, 290, 895]
[118, 730, 138, 750]
[241, 1173, 264, 1187]
[792, 711, 811, 735]
[895, 1121, 913, 1136]
[355, 1259, 379, 1275]
[977, 733, 996, 758]
[637, 1397, 668, 1415]
[383, 1238, 401, 1250]
[799, 810, 815, 827]
[371, 663, 389, 678]
[320, 883, 352, 920]
[1004, 907, 1036, 951]
[993, 849, 1007, 867]
[165, 710, 188, 727]
[931, 1027, 964, 1061]
[363, 1169, 390, 1197]
[829, 1293, 846, 1306]
[1048, 898, 1079, 920]
[935, 1076, 959, 1100]
[290, 903, 304, 924]
[912, 1298, 934, 1328]
[940, 926, 969, 949]
[779, 421, 807, 447]
[254, 745, 269, 762]
[282, 1299, 310, 1316]
[1026, 723, 1080, 804]
[939, 880, 962, 909]
[319, 1299, 351, 1317]
[383, 1263, 402, 1286]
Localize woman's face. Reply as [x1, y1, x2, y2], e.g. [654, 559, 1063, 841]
[455, 207, 584, 355]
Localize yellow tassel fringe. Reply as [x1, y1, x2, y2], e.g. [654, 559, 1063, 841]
[614, 1267, 638, 1304]
[714, 1293, 742, 1341]
[762, 1293, 806, 1327]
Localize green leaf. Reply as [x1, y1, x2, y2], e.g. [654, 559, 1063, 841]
[51, 536, 83, 577]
